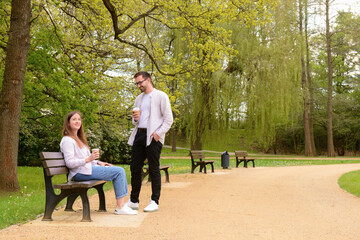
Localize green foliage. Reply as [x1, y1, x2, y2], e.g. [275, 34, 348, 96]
[222, 1, 303, 152]
[202, 129, 248, 152]
[0, 0, 10, 67]
[18, 123, 60, 166]
[2, 0, 360, 171]
[18, 14, 100, 164]
[99, 126, 132, 164]
[11, 1, 136, 164]
[310, 10, 360, 155]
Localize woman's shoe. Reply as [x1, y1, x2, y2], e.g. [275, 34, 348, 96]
[114, 205, 138, 215]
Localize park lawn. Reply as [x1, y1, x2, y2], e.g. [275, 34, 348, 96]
[1, 155, 360, 230]
[338, 170, 360, 198]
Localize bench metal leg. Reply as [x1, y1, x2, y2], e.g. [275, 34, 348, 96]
[164, 169, 170, 183]
[192, 163, 200, 173]
[78, 189, 92, 222]
[43, 194, 64, 221]
[93, 183, 106, 212]
[42, 172, 69, 221]
[142, 169, 150, 182]
[250, 160, 255, 167]
[199, 164, 207, 173]
[210, 163, 214, 172]
[191, 165, 196, 173]
[236, 159, 244, 168]
[142, 167, 170, 183]
[65, 194, 79, 211]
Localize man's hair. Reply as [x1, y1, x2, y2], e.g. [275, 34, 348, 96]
[134, 71, 151, 80]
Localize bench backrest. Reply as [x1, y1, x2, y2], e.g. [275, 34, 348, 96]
[190, 150, 205, 160]
[234, 151, 248, 158]
[40, 152, 69, 177]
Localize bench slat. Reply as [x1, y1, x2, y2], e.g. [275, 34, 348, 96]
[194, 160, 215, 163]
[54, 180, 106, 189]
[42, 159, 66, 168]
[190, 151, 205, 159]
[143, 164, 171, 170]
[234, 151, 248, 158]
[40, 152, 64, 160]
[45, 167, 68, 176]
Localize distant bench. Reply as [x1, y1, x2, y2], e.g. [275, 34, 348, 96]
[189, 150, 215, 174]
[142, 164, 171, 183]
[40, 152, 107, 222]
[234, 151, 255, 168]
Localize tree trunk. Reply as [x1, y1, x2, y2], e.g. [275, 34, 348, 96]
[299, 0, 313, 156]
[171, 128, 176, 152]
[325, 0, 336, 157]
[305, 0, 316, 155]
[190, 74, 211, 151]
[191, 131, 202, 150]
[0, 0, 31, 192]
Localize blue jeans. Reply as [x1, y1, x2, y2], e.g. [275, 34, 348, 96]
[73, 165, 128, 199]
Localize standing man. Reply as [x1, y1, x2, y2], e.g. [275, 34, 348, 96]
[126, 71, 173, 212]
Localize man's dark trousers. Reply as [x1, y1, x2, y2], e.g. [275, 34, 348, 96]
[130, 130, 162, 204]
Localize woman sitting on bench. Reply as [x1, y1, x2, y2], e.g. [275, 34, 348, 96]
[60, 111, 137, 215]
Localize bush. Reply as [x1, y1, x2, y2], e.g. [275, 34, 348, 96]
[99, 127, 132, 164]
[18, 120, 132, 166]
[18, 122, 61, 166]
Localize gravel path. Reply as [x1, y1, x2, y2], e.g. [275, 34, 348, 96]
[1, 164, 360, 240]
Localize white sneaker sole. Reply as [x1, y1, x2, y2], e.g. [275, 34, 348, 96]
[143, 208, 158, 212]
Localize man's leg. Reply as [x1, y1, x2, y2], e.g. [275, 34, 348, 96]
[146, 139, 163, 205]
[130, 131, 147, 203]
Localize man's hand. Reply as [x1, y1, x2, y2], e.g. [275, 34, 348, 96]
[152, 132, 160, 142]
[132, 109, 140, 122]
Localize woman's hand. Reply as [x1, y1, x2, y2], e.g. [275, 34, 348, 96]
[97, 161, 114, 167]
[86, 151, 99, 163]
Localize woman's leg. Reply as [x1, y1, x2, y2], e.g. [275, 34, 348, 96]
[73, 165, 128, 208]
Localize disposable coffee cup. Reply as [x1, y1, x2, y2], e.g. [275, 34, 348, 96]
[92, 148, 100, 160]
[133, 107, 140, 113]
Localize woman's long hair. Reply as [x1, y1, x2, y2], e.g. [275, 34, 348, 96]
[62, 111, 89, 148]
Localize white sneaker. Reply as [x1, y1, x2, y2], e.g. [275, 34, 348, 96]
[143, 200, 158, 212]
[125, 199, 139, 210]
[114, 205, 138, 215]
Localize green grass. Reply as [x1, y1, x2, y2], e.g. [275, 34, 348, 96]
[0, 166, 127, 230]
[1, 154, 360, 230]
[338, 170, 360, 197]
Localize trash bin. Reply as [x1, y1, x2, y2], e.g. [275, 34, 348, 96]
[221, 150, 230, 169]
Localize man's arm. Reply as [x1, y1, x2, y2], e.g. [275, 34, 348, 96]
[155, 92, 173, 137]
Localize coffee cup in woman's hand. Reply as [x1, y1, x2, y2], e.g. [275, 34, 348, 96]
[92, 148, 100, 160]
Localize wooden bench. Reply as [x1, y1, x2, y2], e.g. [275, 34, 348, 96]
[40, 152, 107, 222]
[142, 165, 171, 183]
[234, 151, 255, 168]
[189, 150, 215, 174]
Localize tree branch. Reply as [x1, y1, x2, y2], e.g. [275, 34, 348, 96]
[102, 0, 159, 35]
